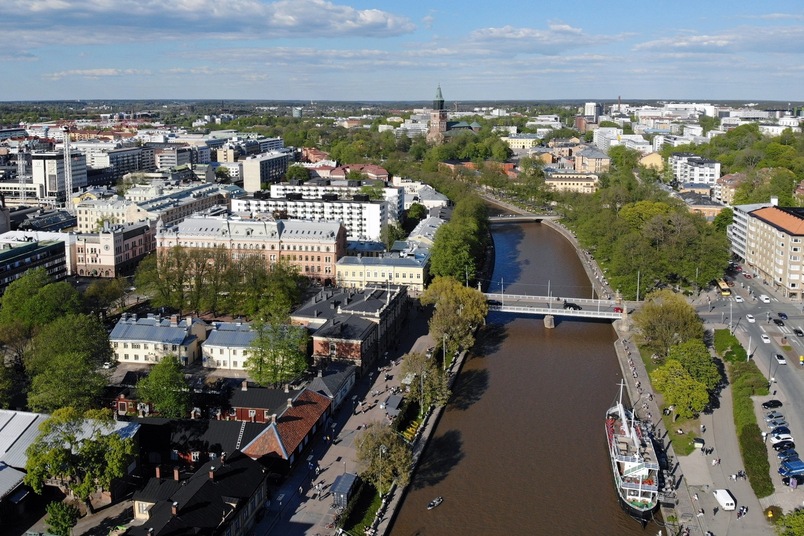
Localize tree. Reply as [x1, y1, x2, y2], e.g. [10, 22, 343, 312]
[354, 421, 412, 495]
[215, 166, 231, 182]
[28, 352, 107, 413]
[45, 502, 80, 536]
[0, 268, 81, 333]
[285, 165, 310, 182]
[83, 278, 127, 313]
[24, 408, 136, 508]
[650, 360, 710, 419]
[407, 203, 428, 222]
[135, 357, 191, 418]
[380, 223, 406, 249]
[246, 321, 309, 388]
[421, 277, 488, 360]
[667, 340, 720, 393]
[776, 508, 804, 535]
[632, 289, 704, 357]
[400, 351, 450, 414]
[0, 363, 12, 409]
[27, 314, 113, 376]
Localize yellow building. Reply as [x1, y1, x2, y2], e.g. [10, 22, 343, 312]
[544, 170, 599, 194]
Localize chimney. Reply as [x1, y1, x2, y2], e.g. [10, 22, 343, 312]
[171, 501, 179, 516]
[185, 316, 192, 326]
[170, 314, 178, 326]
[220, 452, 226, 466]
[241, 380, 248, 391]
[287, 397, 293, 409]
[271, 413, 277, 424]
[771, 195, 779, 207]
[173, 467, 180, 481]
[284, 383, 289, 393]
[209, 466, 216, 481]
[317, 368, 323, 377]
[155, 466, 161, 479]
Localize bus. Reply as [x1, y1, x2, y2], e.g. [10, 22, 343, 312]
[716, 279, 731, 297]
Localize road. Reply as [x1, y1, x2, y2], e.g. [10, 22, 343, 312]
[693, 268, 804, 515]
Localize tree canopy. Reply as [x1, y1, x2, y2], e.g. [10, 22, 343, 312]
[421, 277, 488, 361]
[24, 408, 135, 504]
[135, 357, 191, 418]
[354, 421, 412, 495]
[400, 351, 450, 414]
[631, 289, 704, 357]
[246, 322, 309, 388]
[27, 352, 107, 413]
[650, 360, 710, 419]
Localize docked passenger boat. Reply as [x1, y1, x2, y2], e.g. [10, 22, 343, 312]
[605, 382, 659, 523]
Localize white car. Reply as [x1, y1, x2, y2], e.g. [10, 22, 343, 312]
[775, 354, 787, 365]
[761, 334, 771, 344]
[734, 295, 744, 303]
[746, 314, 755, 323]
[760, 295, 772, 303]
[770, 433, 795, 445]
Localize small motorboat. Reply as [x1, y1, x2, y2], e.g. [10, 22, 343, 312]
[427, 496, 443, 510]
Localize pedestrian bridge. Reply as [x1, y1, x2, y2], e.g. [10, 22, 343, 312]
[484, 293, 627, 320]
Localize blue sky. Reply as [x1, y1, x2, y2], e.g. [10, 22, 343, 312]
[1, 0, 803, 102]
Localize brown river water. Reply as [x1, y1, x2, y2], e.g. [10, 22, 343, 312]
[389, 222, 654, 536]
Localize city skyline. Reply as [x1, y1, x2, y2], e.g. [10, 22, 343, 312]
[1, 0, 803, 103]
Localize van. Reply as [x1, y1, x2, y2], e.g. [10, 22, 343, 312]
[760, 294, 771, 303]
[712, 489, 736, 511]
[779, 459, 804, 477]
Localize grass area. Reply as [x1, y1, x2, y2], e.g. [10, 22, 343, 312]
[341, 482, 382, 535]
[714, 329, 774, 498]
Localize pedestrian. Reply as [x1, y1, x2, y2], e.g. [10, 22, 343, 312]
[693, 493, 699, 501]
[717, 458, 721, 465]
[701, 424, 706, 433]
[712, 458, 717, 467]
[713, 506, 718, 516]
[697, 508, 704, 517]
[737, 510, 742, 520]
[299, 486, 304, 495]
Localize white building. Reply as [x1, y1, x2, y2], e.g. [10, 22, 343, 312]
[31, 152, 88, 204]
[242, 151, 292, 193]
[668, 153, 721, 185]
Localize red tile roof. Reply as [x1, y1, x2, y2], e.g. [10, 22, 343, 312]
[752, 206, 804, 235]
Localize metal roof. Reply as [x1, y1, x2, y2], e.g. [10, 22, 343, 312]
[110, 315, 199, 346]
[0, 462, 25, 501]
[0, 410, 50, 469]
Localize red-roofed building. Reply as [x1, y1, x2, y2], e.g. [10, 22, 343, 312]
[745, 205, 804, 300]
[242, 389, 331, 472]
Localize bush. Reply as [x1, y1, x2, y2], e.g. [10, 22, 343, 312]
[340, 481, 383, 535]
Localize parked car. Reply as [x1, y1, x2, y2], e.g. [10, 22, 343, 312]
[778, 449, 799, 461]
[773, 319, 785, 327]
[743, 273, 753, 279]
[795, 328, 804, 337]
[778, 312, 789, 320]
[761, 334, 771, 343]
[746, 314, 755, 323]
[770, 433, 795, 445]
[771, 426, 792, 436]
[782, 475, 804, 487]
[766, 411, 784, 421]
[734, 295, 744, 303]
[775, 354, 788, 365]
[774, 440, 797, 452]
[763, 399, 784, 409]
[767, 419, 789, 429]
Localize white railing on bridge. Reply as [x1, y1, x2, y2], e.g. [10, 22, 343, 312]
[484, 293, 619, 307]
[487, 304, 623, 319]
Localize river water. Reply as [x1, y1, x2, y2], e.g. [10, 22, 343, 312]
[390, 222, 651, 536]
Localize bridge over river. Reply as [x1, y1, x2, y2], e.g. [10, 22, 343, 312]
[485, 292, 632, 321]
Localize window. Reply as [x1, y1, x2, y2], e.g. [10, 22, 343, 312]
[191, 451, 200, 461]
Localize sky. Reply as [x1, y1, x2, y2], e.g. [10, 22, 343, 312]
[1, 0, 804, 103]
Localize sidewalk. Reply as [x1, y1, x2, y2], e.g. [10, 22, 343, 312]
[251, 304, 437, 536]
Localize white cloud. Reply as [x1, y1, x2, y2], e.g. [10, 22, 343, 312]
[634, 25, 804, 54]
[43, 68, 151, 80]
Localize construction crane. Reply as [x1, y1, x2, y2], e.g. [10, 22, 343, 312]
[17, 141, 28, 204]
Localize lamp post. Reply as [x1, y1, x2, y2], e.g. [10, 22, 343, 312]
[443, 332, 447, 371]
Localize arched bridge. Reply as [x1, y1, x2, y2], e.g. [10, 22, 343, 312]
[485, 293, 628, 320]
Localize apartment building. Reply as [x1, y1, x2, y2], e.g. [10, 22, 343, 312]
[573, 147, 611, 174]
[242, 151, 292, 193]
[269, 182, 403, 223]
[336, 254, 429, 294]
[0, 239, 67, 294]
[31, 151, 88, 203]
[668, 153, 721, 185]
[231, 195, 387, 241]
[743, 205, 804, 300]
[109, 313, 208, 365]
[201, 321, 256, 371]
[156, 216, 347, 284]
[714, 173, 748, 205]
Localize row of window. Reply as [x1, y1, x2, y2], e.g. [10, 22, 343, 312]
[114, 342, 179, 351]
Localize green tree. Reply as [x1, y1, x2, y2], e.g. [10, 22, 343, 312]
[0, 363, 12, 409]
[421, 277, 488, 361]
[400, 351, 451, 414]
[666, 340, 720, 392]
[83, 277, 127, 313]
[24, 408, 136, 509]
[650, 360, 710, 419]
[0, 268, 81, 333]
[27, 314, 113, 376]
[407, 202, 428, 222]
[359, 183, 385, 200]
[246, 321, 309, 388]
[28, 352, 107, 412]
[776, 508, 804, 535]
[354, 421, 412, 495]
[380, 223, 406, 249]
[632, 289, 704, 357]
[285, 165, 310, 182]
[215, 166, 231, 181]
[712, 207, 733, 234]
[45, 502, 80, 536]
[135, 357, 191, 418]
[429, 223, 475, 281]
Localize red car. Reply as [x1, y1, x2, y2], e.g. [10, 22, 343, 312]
[743, 273, 753, 279]
[735, 266, 742, 272]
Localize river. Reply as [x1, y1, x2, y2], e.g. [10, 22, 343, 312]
[389, 222, 652, 535]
